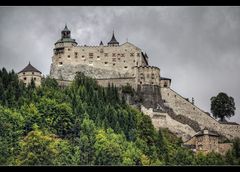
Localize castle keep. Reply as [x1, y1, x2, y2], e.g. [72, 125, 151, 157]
[48, 25, 240, 153]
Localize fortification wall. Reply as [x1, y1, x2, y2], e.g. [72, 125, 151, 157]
[50, 63, 133, 81]
[141, 105, 196, 142]
[161, 87, 240, 139]
[96, 77, 135, 88]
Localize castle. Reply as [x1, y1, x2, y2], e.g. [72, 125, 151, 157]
[50, 25, 171, 91]
[18, 25, 240, 154]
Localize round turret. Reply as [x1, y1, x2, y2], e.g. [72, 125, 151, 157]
[18, 62, 42, 87]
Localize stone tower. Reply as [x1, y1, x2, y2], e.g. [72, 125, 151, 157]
[18, 62, 42, 87]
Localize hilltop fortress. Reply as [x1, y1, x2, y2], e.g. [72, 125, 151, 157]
[21, 25, 240, 153]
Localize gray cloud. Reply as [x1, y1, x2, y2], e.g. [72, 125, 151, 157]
[0, 6, 239, 123]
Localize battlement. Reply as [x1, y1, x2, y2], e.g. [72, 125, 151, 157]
[133, 65, 160, 70]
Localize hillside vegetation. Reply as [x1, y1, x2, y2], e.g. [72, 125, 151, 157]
[0, 68, 240, 165]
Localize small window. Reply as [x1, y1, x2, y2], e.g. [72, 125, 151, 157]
[75, 52, 78, 55]
[137, 53, 140, 57]
[82, 55, 85, 58]
[24, 77, 26, 80]
[23, 72, 25, 75]
[133, 60, 135, 62]
[113, 63, 115, 66]
[104, 53, 108, 57]
[193, 107, 195, 110]
[130, 53, 134, 57]
[123, 60, 125, 63]
[112, 53, 116, 57]
[34, 77, 36, 81]
[164, 82, 167, 87]
[174, 95, 176, 98]
[68, 55, 70, 58]
[140, 81, 142, 84]
[112, 58, 116, 62]
[124, 66, 128, 69]
[59, 56, 61, 58]
[89, 53, 93, 56]
[151, 82, 154, 84]
[68, 48, 70, 51]
[32, 72, 34, 75]
[59, 62, 63, 65]
[104, 62, 108, 64]
[121, 54, 125, 57]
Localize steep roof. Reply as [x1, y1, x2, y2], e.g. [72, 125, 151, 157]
[63, 24, 70, 32]
[100, 41, 103, 45]
[141, 52, 149, 66]
[18, 62, 41, 74]
[108, 32, 119, 45]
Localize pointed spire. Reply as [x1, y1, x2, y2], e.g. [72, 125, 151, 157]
[108, 30, 119, 46]
[100, 41, 103, 45]
[63, 24, 70, 32]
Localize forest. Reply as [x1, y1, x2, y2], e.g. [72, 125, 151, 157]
[0, 67, 240, 166]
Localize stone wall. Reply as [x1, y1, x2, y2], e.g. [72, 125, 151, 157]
[96, 77, 135, 88]
[137, 85, 163, 109]
[218, 143, 233, 155]
[52, 42, 147, 77]
[161, 87, 240, 140]
[50, 63, 131, 80]
[133, 66, 160, 86]
[141, 105, 196, 142]
[18, 71, 42, 87]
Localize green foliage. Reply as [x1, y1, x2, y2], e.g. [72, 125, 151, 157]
[94, 128, 125, 165]
[210, 92, 236, 121]
[0, 69, 238, 165]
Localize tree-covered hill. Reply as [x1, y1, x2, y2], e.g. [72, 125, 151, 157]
[0, 68, 240, 165]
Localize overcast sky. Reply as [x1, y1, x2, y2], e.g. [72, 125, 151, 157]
[0, 6, 239, 123]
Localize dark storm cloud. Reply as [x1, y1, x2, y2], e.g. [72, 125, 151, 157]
[0, 6, 239, 122]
